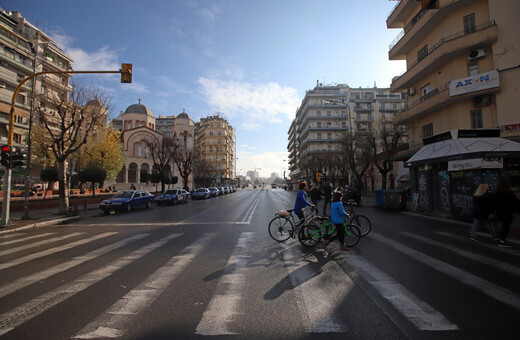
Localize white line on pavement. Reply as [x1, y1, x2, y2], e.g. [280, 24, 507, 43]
[195, 232, 255, 335]
[0, 234, 148, 298]
[73, 233, 214, 339]
[0, 232, 83, 256]
[0, 233, 182, 337]
[0, 232, 55, 246]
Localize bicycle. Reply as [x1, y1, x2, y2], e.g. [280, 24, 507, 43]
[298, 217, 361, 248]
[268, 206, 319, 242]
[343, 203, 372, 237]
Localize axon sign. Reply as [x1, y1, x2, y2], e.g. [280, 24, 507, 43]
[449, 70, 499, 96]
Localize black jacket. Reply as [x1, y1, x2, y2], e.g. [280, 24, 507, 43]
[472, 192, 493, 219]
[309, 188, 323, 201]
[492, 190, 520, 223]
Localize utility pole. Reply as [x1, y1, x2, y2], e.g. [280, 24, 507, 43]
[1, 65, 132, 227]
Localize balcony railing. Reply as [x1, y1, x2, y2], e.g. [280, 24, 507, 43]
[389, 9, 428, 50]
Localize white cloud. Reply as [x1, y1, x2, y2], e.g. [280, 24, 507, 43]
[120, 81, 149, 93]
[198, 77, 300, 130]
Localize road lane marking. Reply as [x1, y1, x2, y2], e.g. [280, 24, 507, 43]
[73, 233, 214, 339]
[402, 232, 520, 278]
[279, 241, 352, 333]
[0, 232, 55, 246]
[0, 232, 83, 256]
[74, 221, 251, 227]
[0, 234, 148, 298]
[0, 232, 115, 271]
[0, 233, 182, 337]
[434, 232, 520, 257]
[342, 254, 457, 331]
[196, 232, 254, 335]
[372, 233, 520, 310]
[242, 191, 262, 223]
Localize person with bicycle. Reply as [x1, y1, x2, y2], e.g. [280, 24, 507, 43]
[294, 181, 314, 223]
[323, 191, 349, 251]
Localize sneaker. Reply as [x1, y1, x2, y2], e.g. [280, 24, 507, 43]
[469, 236, 478, 242]
[498, 242, 512, 248]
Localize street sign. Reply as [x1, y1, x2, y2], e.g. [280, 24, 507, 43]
[364, 169, 372, 178]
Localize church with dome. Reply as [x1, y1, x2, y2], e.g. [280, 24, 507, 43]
[111, 101, 195, 190]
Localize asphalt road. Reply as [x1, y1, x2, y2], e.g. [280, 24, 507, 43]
[0, 187, 518, 339]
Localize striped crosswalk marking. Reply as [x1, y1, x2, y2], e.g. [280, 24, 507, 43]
[0, 233, 182, 337]
[73, 233, 214, 339]
[372, 233, 520, 310]
[195, 232, 254, 335]
[0, 232, 115, 271]
[402, 232, 520, 278]
[343, 254, 457, 330]
[0, 232, 55, 246]
[0, 232, 83, 256]
[0, 234, 147, 298]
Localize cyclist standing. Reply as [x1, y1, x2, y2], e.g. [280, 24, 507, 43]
[324, 191, 349, 251]
[294, 181, 314, 223]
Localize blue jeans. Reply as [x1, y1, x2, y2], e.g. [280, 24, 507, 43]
[470, 218, 497, 238]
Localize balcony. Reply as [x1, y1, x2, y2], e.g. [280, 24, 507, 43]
[387, 0, 418, 29]
[42, 74, 72, 91]
[391, 20, 498, 91]
[393, 80, 500, 125]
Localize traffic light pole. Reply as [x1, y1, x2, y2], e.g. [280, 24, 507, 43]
[1, 66, 131, 227]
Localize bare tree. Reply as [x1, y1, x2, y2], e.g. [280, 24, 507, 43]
[368, 121, 406, 189]
[338, 132, 373, 192]
[173, 143, 194, 191]
[32, 84, 109, 214]
[145, 135, 179, 192]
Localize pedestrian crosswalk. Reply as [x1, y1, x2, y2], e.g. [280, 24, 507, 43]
[0, 225, 519, 338]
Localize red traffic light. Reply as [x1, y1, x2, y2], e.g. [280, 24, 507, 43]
[2, 145, 11, 152]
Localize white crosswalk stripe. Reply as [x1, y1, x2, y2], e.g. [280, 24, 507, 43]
[372, 233, 520, 310]
[0, 232, 116, 270]
[0, 234, 147, 298]
[0, 232, 83, 256]
[0, 233, 182, 337]
[195, 232, 254, 335]
[73, 233, 214, 339]
[0, 232, 55, 246]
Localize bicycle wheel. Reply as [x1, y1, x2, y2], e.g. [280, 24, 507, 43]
[268, 216, 294, 242]
[298, 224, 322, 247]
[350, 215, 371, 237]
[343, 224, 361, 247]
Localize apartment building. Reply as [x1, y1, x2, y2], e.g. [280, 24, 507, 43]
[388, 0, 520, 148]
[288, 82, 407, 188]
[387, 0, 520, 218]
[195, 115, 236, 184]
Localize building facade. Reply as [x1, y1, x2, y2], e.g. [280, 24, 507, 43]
[288, 82, 408, 190]
[387, 0, 520, 148]
[113, 103, 195, 190]
[195, 115, 236, 185]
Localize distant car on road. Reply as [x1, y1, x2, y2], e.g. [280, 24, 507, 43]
[154, 189, 189, 205]
[342, 188, 361, 206]
[191, 188, 211, 199]
[99, 190, 154, 214]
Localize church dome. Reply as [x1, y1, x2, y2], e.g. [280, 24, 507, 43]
[177, 112, 190, 119]
[124, 103, 154, 117]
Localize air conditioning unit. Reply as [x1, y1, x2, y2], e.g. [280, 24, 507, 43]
[407, 88, 416, 95]
[468, 48, 485, 61]
[473, 95, 491, 107]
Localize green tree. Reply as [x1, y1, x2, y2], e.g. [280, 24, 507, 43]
[78, 165, 107, 197]
[40, 167, 58, 199]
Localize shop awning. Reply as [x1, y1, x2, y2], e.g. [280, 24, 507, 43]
[406, 135, 520, 167]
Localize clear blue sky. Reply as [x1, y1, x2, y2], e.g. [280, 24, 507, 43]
[4, 0, 405, 178]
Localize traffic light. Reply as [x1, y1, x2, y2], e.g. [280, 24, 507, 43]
[121, 63, 132, 83]
[1, 145, 11, 168]
[10, 150, 27, 168]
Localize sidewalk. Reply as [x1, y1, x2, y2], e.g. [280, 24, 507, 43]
[0, 203, 102, 234]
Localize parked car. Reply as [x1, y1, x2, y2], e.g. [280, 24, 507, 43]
[99, 190, 154, 214]
[342, 188, 361, 206]
[208, 187, 219, 197]
[191, 188, 211, 199]
[154, 189, 189, 205]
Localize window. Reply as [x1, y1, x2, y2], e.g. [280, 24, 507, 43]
[417, 45, 428, 61]
[14, 133, 22, 144]
[317, 133, 322, 140]
[423, 123, 433, 139]
[468, 63, 479, 76]
[218, 131, 222, 136]
[16, 94, 26, 105]
[464, 13, 476, 34]
[326, 111, 331, 116]
[209, 131, 213, 136]
[470, 109, 483, 128]
[317, 122, 322, 128]
[317, 111, 322, 116]
[342, 122, 347, 128]
[327, 133, 332, 139]
[421, 84, 432, 97]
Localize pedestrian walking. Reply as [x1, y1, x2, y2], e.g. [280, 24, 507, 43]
[322, 183, 333, 215]
[469, 183, 498, 242]
[309, 185, 323, 206]
[492, 180, 520, 248]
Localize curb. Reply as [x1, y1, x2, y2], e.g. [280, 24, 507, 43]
[0, 215, 81, 234]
